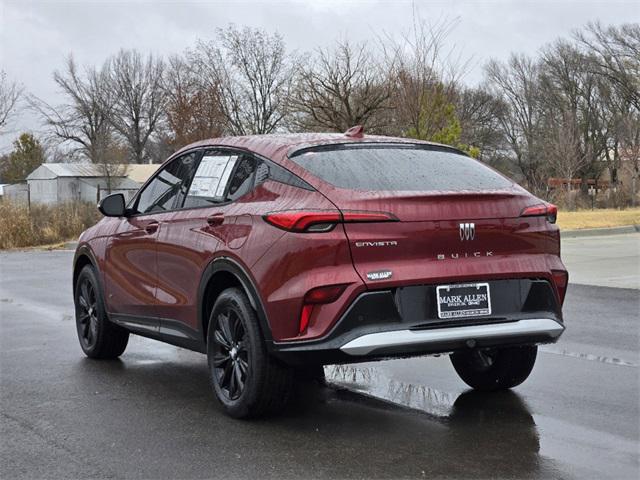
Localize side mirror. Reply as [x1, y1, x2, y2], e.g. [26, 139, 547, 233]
[98, 193, 127, 217]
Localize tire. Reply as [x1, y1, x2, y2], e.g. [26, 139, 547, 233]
[295, 364, 326, 384]
[74, 265, 129, 359]
[450, 345, 537, 391]
[207, 288, 294, 418]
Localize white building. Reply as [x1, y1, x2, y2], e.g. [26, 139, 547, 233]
[1, 183, 29, 204]
[24, 163, 159, 205]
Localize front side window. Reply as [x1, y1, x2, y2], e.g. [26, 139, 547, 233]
[135, 152, 198, 214]
[184, 152, 239, 208]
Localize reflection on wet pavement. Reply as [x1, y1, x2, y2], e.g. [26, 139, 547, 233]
[326, 364, 546, 474]
[327, 364, 457, 417]
[326, 363, 639, 479]
[541, 345, 638, 367]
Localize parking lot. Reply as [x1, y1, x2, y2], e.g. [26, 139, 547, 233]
[1, 233, 639, 479]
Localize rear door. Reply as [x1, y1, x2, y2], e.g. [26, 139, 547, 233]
[154, 149, 238, 332]
[289, 145, 559, 287]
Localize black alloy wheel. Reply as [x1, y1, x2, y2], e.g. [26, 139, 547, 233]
[76, 278, 99, 350]
[211, 308, 250, 401]
[74, 265, 129, 359]
[206, 288, 294, 418]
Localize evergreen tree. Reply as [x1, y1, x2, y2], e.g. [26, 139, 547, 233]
[0, 133, 45, 183]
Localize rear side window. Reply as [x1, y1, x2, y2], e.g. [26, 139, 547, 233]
[225, 156, 314, 199]
[184, 153, 239, 207]
[227, 156, 258, 201]
[290, 146, 513, 191]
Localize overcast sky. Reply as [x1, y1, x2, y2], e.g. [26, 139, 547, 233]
[1, 0, 638, 154]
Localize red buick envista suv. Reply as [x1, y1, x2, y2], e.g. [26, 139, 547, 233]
[73, 129, 568, 418]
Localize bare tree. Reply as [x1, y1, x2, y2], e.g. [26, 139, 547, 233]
[456, 86, 508, 164]
[191, 25, 297, 135]
[290, 40, 390, 132]
[619, 111, 640, 206]
[163, 55, 225, 150]
[0, 71, 23, 134]
[544, 111, 590, 210]
[487, 23, 640, 207]
[105, 49, 166, 163]
[593, 72, 638, 200]
[32, 58, 111, 162]
[576, 22, 640, 111]
[573, 24, 640, 203]
[595, 25, 639, 206]
[381, 15, 469, 138]
[486, 55, 547, 193]
[539, 40, 609, 184]
[30, 57, 127, 190]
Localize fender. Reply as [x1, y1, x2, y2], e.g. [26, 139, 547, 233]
[72, 242, 119, 327]
[72, 243, 102, 296]
[197, 256, 274, 349]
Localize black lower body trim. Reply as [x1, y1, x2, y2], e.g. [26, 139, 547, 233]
[110, 314, 206, 354]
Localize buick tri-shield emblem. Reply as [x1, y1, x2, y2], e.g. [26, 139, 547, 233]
[459, 223, 475, 241]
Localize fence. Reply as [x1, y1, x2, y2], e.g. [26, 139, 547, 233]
[1, 183, 29, 205]
[1, 183, 140, 209]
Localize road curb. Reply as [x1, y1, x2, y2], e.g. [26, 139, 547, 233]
[63, 241, 79, 250]
[562, 224, 640, 238]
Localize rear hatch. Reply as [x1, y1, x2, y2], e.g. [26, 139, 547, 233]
[289, 144, 559, 287]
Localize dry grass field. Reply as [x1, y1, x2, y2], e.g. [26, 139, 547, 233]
[557, 208, 640, 230]
[0, 202, 100, 249]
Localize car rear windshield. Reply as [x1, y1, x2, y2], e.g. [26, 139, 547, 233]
[290, 145, 513, 191]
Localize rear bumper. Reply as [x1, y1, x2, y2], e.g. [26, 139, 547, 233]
[271, 278, 565, 366]
[339, 318, 564, 356]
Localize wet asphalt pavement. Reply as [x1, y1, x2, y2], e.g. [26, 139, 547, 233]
[1, 235, 639, 479]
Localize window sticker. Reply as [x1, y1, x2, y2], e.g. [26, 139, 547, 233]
[189, 155, 238, 199]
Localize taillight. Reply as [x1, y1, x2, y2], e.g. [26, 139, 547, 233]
[263, 210, 397, 232]
[263, 211, 341, 232]
[298, 284, 348, 334]
[520, 203, 558, 224]
[552, 270, 568, 305]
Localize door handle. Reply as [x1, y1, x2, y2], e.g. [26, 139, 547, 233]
[144, 221, 159, 234]
[206, 213, 225, 226]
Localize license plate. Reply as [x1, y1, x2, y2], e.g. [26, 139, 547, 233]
[436, 283, 491, 319]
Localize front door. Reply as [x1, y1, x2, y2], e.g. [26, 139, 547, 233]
[105, 215, 160, 323]
[104, 151, 200, 330]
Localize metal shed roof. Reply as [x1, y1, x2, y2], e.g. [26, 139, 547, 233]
[26, 163, 159, 183]
[27, 163, 119, 180]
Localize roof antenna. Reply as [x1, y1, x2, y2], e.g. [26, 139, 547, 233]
[344, 125, 364, 138]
